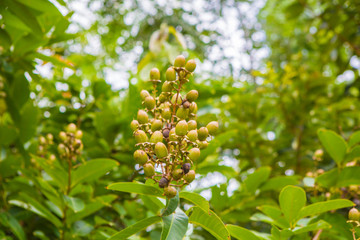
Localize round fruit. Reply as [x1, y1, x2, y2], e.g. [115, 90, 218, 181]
[140, 90, 150, 100]
[182, 163, 191, 174]
[46, 133, 54, 142]
[182, 100, 190, 109]
[175, 120, 188, 136]
[188, 148, 200, 161]
[349, 208, 360, 221]
[134, 150, 148, 165]
[162, 81, 173, 92]
[189, 102, 198, 114]
[162, 128, 170, 138]
[151, 119, 163, 132]
[198, 127, 209, 141]
[59, 131, 67, 141]
[184, 170, 195, 183]
[197, 140, 209, 149]
[188, 120, 197, 130]
[164, 186, 177, 198]
[131, 120, 139, 131]
[39, 136, 47, 145]
[169, 128, 177, 141]
[150, 131, 163, 143]
[185, 59, 196, 72]
[176, 106, 189, 119]
[155, 142, 168, 158]
[67, 123, 77, 133]
[158, 177, 169, 188]
[171, 93, 182, 105]
[150, 68, 160, 80]
[174, 55, 186, 68]
[162, 108, 172, 120]
[75, 130, 83, 139]
[206, 121, 219, 135]
[137, 110, 149, 124]
[57, 143, 67, 154]
[172, 169, 184, 180]
[186, 90, 199, 102]
[134, 130, 148, 143]
[144, 163, 155, 177]
[166, 67, 176, 81]
[187, 130, 198, 142]
[144, 96, 156, 110]
[159, 93, 167, 103]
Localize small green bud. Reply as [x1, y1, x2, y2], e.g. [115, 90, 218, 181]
[171, 93, 182, 105]
[158, 177, 169, 188]
[169, 128, 177, 141]
[135, 130, 148, 143]
[155, 142, 168, 158]
[174, 55, 186, 68]
[150, 68, 160, 80]
[166, 67, 176, 81]
[185, 59, 196, 72]
[59, 131, 67, 142]
[176, 106, 189, 119]
[75, 130, 83, 139]
[140, 90, 150, 100]
[187, 130, 198, 142]
[67, 123, 77, 133]
[144, 163, 155, 177]
[186, 90, 199, 102]
[175, 120, 188, 136]
[184, 170, 195, 183]
[162, 81, 173, 92]
[151, 119, 163, 132]
[164, 186, 177, 198]
[206, 121, 219, 135]
[188, 120, 197, 130]
[137, 110, 149, 124]
[198, 127, 209, 141]
[131, 120, 139, 131]
[349, 208, 360, 221]
[134, 150, 148, 165]
[162, 108, 172, 120]
[189, 102, 198, 114]
[144, 96, 156, 110]
[188, 148, 200, 162]
[150, 131, 163, 143]
[172, 169, 184, 180]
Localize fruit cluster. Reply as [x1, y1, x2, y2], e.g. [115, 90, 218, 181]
[58, 123, 83, 161]
[131, 55, 218, 198]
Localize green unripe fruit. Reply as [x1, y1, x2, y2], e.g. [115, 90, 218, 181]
[151, 119, 163, 132]
[174, 55, 186, 68]
[169, 128, 177, 141]
[198, 127, 209, 141]
[144, 96, 156, 110]
[206, 121, 219, 135]
[182, 163, 191, 174]
[140, 90, 150, 100]
[39, 136, 47, 145]
[162, 81, 173, 92]
[184, 170, 195, 183]
[349, 208, 360, 221]
[137, 110, 149, 124]
[159, 93, 167, 103]
[46, 133, 54, 142]
[164, 186, 177, 198]
[135, 130, 148, 143]
[172, 169, 184, 180]
[49, 154, 56, 162]
[134, 150, 148, 165]
[150, 68, 160, 80]
[185, 59, 196, 72]
[158, 177, 169, 188]
[162, 108, 172, 120]
[197, 140, 209, 149]
[59, 131, 67, 142]
[150, 131, 163, 143]
[166, 67, 176, 81]
[144, 163, 155, 177]
[176, 120, 188, 136]
[176, 106, 189, 119]
[67, 123, 77, 133]
[189, 102, 198, 114]
[155, 142, 168, 158]
[188, 120, 197, 130]
[188, 148, 200, 162]
[171, 93, 182, 105]
[186, 90, 199, 102]
[131, 120, 139, 131]
[187, 130, 198, 142]
[75, 130, 83, 139]
[57, 143, 67, 154]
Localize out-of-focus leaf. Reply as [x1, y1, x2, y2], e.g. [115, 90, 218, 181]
[64, 195, 85, 213]
[226, 224, 260, 240]
[318, 129, 347, 165]
[107, 182, 164, 198]
[244, 166, 271, 193]
[292, 220, 331, 234]
[260, 176, 299, 192]
[0, 212, 26, 240]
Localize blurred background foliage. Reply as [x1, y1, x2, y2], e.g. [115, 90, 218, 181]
[0, 0, 360, 239]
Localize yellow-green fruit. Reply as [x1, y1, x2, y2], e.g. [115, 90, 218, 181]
[185, 59, 196, 72]
[144, 163, 155, 177]
[176, 106, 189, 119]
[75, 130, 83, 139]
[151, 119, 162, 132]
[131, 120, 139, 131]
[162, 81, 172, 92]
[135, 130, 148, 143]
[134, 150, 148, 165]
[187, 130, 198, 142]
[166, 67, 176, 81]
[137, 110, 149, 124]
[174, 55, 186, 68]
[172, 169, 184, 180]
[46, 133, 54, 142]
[155, 142, 168, 158]
[188, 148, 200, 161]
[349, 208, 360, 221]
[162, 108, 172, 120]
[189, 102, 198, 114]
[144, 96, 156, 110]
[150, 68, 160, 80]
[184, 170, 195, 183]
[206, 121, 219, 135]
[197, 140, 209, 149]
[59, 131, 67, 141]
[159, 93, 167, 103]
[186, 90, 199, 102]
[150, 131, 163, 143]
[188, 120, 197, 130]
[164, 186, 177, 198]
[176, 120, 188, 136]
[57, 143, 67, 154]
[169, 128, 177, 141]
[171, 93, 182, 105]
[67, 123, 77, 133]
[39, 136, 47, 145]
[140, 90, 150, 100]
[198, 127, 209, 141]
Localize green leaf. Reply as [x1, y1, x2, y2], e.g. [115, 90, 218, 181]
[349, 131, 360, 148]
[179, 191, 209, 213]
[279, 186, 306, 227]
[189, 207, 230, 240]
[108, 216, 162, 240]
[226, 224, 260, 240]
[71, 158, 118, 188]
[316, 169, 338, 188]
[260, 176, 299, 192]
[141, 195, 165, 214]
[297, 199, 354, 220]
[0, 29, 12, 50]
[244, 166, 271, 193]
[15, 0, 61, 15]
[64, 195, 85, 213]
[161, 208, 188, 240]
[107, 182, 164, 198]
[162, 192, 179, 216]
[317, 129, 347, 165]
[19, 102, 38, 143]
[292, 220, 331, 234]
[0, 212, 26, 240]
[337, 167, 360, 187]
[258, 205, 290, 229]
[345, 146, 360, 163]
